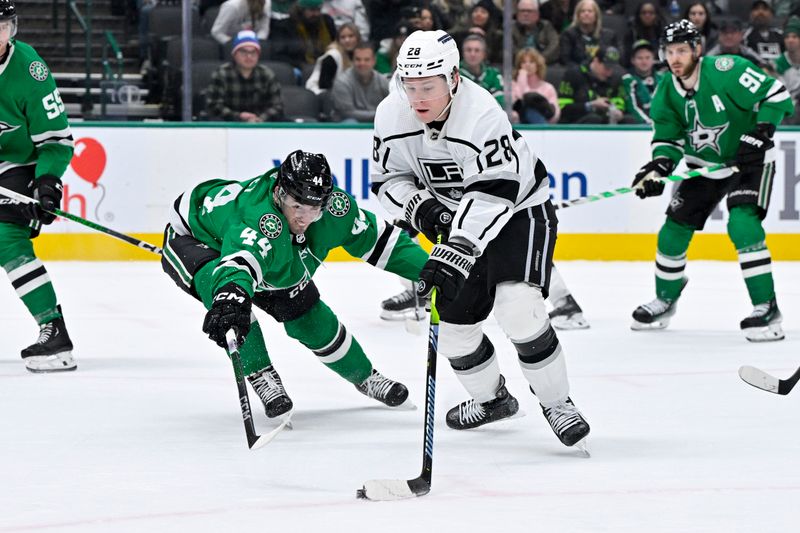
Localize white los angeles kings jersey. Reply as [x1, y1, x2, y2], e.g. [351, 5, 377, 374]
[371, 77, 550, 254]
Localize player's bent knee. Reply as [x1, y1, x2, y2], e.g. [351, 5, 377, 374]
[438, 322, 483, 360]
[448, 334, 495, 372]
[493, 282, 548, 342]
[727, 205, 766, 249]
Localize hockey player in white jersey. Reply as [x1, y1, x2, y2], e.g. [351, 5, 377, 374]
[371, 30, 590, 449]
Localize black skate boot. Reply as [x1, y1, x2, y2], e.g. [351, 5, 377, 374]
[247, 365, 293, 418]
[21, 308, 76, 373]
[379, 286, 425, 321]
[631, 278, 688, 330]
[355, 369, 411, 407]
[540, 397, 590, 447]
[446, 375, 520, 430]
[549, 294, 589, 330]
[740, 298, 785, 342]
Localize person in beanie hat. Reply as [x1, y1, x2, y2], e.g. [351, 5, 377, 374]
[622, 39, 665, 124]
[743, 0, 784, 65]
[205, 30, 285, 122]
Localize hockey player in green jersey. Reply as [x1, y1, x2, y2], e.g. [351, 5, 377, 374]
[161, 150, 429, 421]
[630, 20, 793, 342]
[0, 0, 77, 372]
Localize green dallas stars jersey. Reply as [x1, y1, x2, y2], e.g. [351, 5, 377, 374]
[650, 55, 793, 174]
[0, 40, 73, 178]
[172, 169, 428, 297]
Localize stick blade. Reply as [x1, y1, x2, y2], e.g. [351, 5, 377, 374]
[248, 412, 293, 449]
[357, 478, 427, 501]
[738, 365, 782, 394]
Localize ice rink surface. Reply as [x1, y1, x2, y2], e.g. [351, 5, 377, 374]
[1, 260, 799, 533]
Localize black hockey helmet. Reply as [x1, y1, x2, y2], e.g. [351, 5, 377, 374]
[660, 20, 701, 57]
[0, 0, 16, 40]
[277, 150, 334, 207]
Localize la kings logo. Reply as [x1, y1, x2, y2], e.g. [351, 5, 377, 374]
[0, 121, 20, 148]
[418, 158, 464, 200]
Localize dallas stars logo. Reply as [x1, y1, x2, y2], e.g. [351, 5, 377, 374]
[258, 214, 283, 238]
[0, 121, 20, 149]
[688, 114, 728, 156]
[327, 192, 350, 217]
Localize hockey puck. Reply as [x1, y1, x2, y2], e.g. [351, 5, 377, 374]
[356, 488, 367, 499]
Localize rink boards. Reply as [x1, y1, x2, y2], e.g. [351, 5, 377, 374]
[33, 124, 800, 261]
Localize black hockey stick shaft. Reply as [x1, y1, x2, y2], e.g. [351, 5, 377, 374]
[777, 367, 800, 395]
[416, 297, 439, 490]
[225, 330, 262, 448]
[0, 184, 162, 256]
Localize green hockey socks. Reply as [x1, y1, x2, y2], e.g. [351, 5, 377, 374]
[655, 217, 694, 302]
[0, 222, 60, 324]
[728, 205, 775, 305]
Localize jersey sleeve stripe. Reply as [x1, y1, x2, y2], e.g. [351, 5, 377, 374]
[30, 128, 73, 143]
[362, 221, 400, 269]
[476, 205, 511, 241]
[215, 251, 262, 286]
[463, 175, 520, 204]
[454, 198, 474, 229]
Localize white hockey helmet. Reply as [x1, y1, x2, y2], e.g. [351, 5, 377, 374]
[396, 30, 460, 90]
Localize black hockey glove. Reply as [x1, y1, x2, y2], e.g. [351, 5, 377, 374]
[23, 175, 62, 224]
[406, 195, 454, 242]
[631, 158, 675, 199]
[417, 241, 475, 302]
[202, 283, 252, 349]
[735, 123, 775, 175]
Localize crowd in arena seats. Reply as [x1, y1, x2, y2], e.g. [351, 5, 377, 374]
[134, 0, 800, 124]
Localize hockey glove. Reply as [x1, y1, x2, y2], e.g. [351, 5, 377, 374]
[23, 175, 63, 224]
[202, 282, 252, 348]
[417, 241, 475, 302]
[736, 123, 775, 175]
[631, 158, 675, 199]
[405, 194, 454, 242]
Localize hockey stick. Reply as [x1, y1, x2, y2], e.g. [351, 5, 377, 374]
[738, 365, 800, 395]
[225, 330, 292, 449]
[358, 255, 440, 500]
[551, 163, 732, 210]
[0, 184, 162, 255]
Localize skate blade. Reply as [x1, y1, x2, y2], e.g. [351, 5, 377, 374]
[573, 437, 590, 458]
[551, 314, 590, 330]
[380, 309, 426, 322]
[24, 351, 77, 373]
[390, 397, 418, 411]
[630, 319, 670, 331]
[743, 323, 785, 343]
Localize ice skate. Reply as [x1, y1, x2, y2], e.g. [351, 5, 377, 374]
[631, 278, 687, 330]
[540, 397, 590, 449]
[740, 298, 785, 342]
[446, 375, 521, 430]
[379, 286, 426, 322]
[355, 369, 414, 409]
[247, 365, 294, 419]
[21, 311, 76, 373]
[549, 294, 590, 330]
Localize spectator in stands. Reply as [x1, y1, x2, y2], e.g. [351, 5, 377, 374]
[541, 0, 574, 33]
[558, 45, 631, 124]
[513, 0, 560, 65]
[137, 0, 158, 66]
[270, 0, 337, 67]
[707, 18, 764, 68]
[405, 6, 440, 31]
[433, 0, 472, 31]
[211, 0, 272, 44]
[621, 39, 663, 124]
[774, 0, 800, 18]
[205, 30, 284, 122]
[450, 0, 504, 65]
[511, 47, 560, 124]
[305, 22, 361, 94]
[331, 44, 390, 122]
[744, 1, 784, 65]
[322, 0, 370, 40]
[775, 16, 800, 124]
[622, 2, 664, 67]
[376, 20, 411, 75]
[683, 2, 717, 50]
[460, 35, 505, 106]
[559, 0, 618, 66]
[368, 0, 423, 44]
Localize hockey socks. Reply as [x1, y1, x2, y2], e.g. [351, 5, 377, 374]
[728, 205, 775, 305]
[0, 223, 60, 325]
[284, 300, 372, 384]
[655, 217, 693, 302]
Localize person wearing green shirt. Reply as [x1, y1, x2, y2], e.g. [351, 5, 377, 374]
[0, 0, 77, 373]
[161, 150, 429, 423]
[630, 20, 793, 342]
[458, 34, 504, 107]
[622, 39, 665, 124]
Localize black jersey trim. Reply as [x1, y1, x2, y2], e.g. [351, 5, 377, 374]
[383, 130, 424, 142]
[365, 223, 394, 266]
[443, 136, 481, 153]
[455, 198, 474, 229]
[477, 206, 511, 241]
[464, 178, 520, 204]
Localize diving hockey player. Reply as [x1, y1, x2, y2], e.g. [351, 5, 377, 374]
[161, 150, 429, 422]
[371, 30, 590, 450]
[0, 0, 76, 372]
[631, 20, 793, 342]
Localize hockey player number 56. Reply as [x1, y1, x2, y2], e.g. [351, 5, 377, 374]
[738, 67, 766, 94]
[42, 90, 65, 119]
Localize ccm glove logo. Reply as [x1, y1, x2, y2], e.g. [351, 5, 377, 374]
[213, 291, 246, 304]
